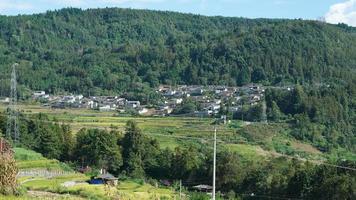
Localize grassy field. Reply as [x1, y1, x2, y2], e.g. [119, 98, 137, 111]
[14, 148, 71, 171]
[11, 148, 177, 200]
[1, 103, 328, 161]
[20, 174, 177, 200]
[1, 103, 239, 149]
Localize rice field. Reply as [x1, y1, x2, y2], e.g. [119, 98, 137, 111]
[1, 103, 243, 150]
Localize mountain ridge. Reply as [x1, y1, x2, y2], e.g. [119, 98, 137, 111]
[0, 7, 355, 96]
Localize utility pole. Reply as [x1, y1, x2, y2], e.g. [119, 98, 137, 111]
[262, 98, 267, 124]
[212, 126, 217, 200]
[179, 180, 182, 200]
[6, 63, 19, 145]
[241, 101, 244, 122]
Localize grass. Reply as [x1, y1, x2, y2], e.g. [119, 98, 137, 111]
[14, 148, 44, 161]
[21, 175, 177, 200]
[4, 104, 329, 160]
[14, 148, 72, 171]
[11, 146, 176, 200]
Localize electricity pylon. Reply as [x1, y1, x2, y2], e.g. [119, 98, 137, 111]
[6, 63, 19, 145]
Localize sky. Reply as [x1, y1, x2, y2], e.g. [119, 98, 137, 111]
[0, 0, 355, 26]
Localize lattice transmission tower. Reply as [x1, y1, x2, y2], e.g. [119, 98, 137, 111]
[6, 63, 19, 145]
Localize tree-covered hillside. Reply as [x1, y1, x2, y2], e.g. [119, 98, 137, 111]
[0, 8, 355, 96]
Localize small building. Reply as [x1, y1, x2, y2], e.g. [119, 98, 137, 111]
[171, 98, 183, 105]
[194, 110, 213, 117]
[138, 107, 148, 115]
[192, 184, 213, 192]
[126, 101, 140, 108]
[229, 106, 241, 112]
[0, 97, 10, 103]
[189, 87, 204, 96]
[215, 86, 228, 94]
[99, 105, 115, 111]
[75, 95, 84, 101]
[214, 99, 222, 105]
[33, 91, 46, 97]
[163, 90, 177, 96]
[89, 173, 118, 186]
[63, 96, 76, 104]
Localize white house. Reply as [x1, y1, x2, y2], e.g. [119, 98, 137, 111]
[138, 108, 148, 115]
[63, 96, 76, 104]
[126, 101, 140, 108]
[99, 105, 114, 111]
[0, 97, 10, 103]
[33, 91, 46, 98]
[172, 98, 183, 104]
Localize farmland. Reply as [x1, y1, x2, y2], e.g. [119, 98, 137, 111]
[0, 103, 332, 161]
[6, 147, 178, 200]
[1, 103, 354, 199]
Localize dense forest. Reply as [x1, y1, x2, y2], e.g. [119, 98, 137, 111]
[0, 115, 355, 199]
[0, 8, 355, 97]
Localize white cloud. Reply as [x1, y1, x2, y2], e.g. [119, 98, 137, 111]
[325, 0, 356, 27]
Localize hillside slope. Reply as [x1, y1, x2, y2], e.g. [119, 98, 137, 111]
[0, 8, 355, 96]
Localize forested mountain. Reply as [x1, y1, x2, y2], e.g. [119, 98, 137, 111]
[0, 8, 355, 96]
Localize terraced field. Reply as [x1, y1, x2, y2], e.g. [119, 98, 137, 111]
[11, 148, 177, 200]
[1, 103, 327, 160]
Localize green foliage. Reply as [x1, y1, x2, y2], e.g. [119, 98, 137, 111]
[74, 128, 123, 174]
[234, 103, 264, 122]
[237, 67, 251, 86]
[172, 99, 197, 114]
[265, 84, 355, 152]
[0, 8, 355, 98]
[268, 101, 282, 121]
[122, 120, 146, 178]
[189, 192, 210, 200]
[122, 120, 161, 178]
[171, 146, 201, 180]
[216, 151, 244, 190]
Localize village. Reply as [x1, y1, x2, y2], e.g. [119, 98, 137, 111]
[21, 84, 293, 118]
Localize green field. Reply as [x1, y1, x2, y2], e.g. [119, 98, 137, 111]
[14, 148, 71, 171]
[2, 103, 328, 160]
[11, 148, 177, 200]
[2, 103, 353, 199]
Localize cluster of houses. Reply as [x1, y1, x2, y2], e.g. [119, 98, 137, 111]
[32, 91, 144, 113]
[157, 84, 266, 117]
[29, 83, 287, 117]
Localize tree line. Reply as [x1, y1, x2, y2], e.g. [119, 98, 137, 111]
[0, 114, 354, 199]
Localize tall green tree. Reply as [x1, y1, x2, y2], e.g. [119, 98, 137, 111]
[122, 120, 146, 178]
[74, 128, 122, 174]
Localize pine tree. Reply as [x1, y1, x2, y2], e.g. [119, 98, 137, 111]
[237, 67, 251, 86]
[36, 125, 61, 159]
[269, 101, 282, 121]
[122, 120, 146, 177]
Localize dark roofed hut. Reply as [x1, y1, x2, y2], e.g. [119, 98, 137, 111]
[89, 173, 118, 186]
[192, 184, 213, 192]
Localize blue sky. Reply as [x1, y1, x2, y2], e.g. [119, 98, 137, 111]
[0, 0, 355, 26]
